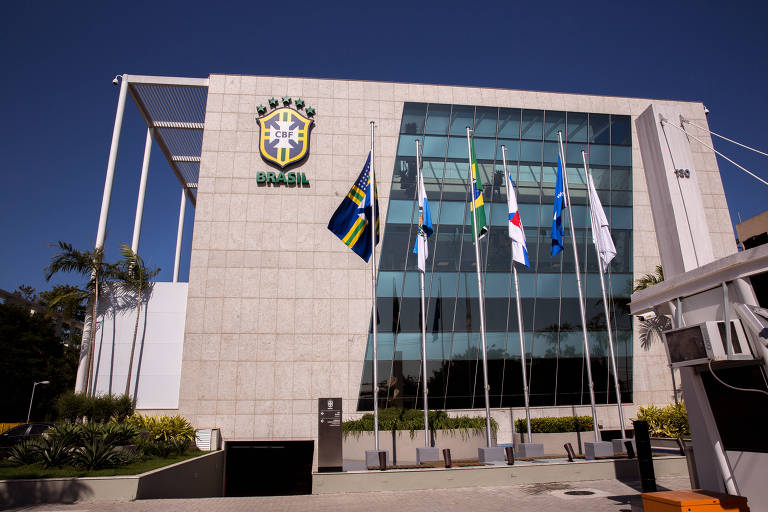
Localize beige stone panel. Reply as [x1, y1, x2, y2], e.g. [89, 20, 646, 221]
[294, 300, 314, 335]
[274, 399, 291, 415]
[311, 299, 331, 334]
[328, 335, 350, 363]
[205, 267, 225, 296]
[258, 297, 277, 333]
[202, 130, 219, 151]
[258, 268, 278, 297]
[197, 399, 217, 416]
[233, 153, 252, 179]
[221, 298, 241, 333]
[223, 268, 244, 298]
[224, 76, 241, 94]
[196, 414, 216, 430]
[330, 299, 348, 335]
[239, 298, 259, 334]
[236, 400, 255, 416]
[273, 414, 293, 439]
[217, 400, 236, 415]
[215, 414, 235, 439]
[207, 90, 223, 110]
[203, 298, 223, 334]
[292, 400, 313, 415]
[237, 334, 258, 361]
[212, 194, 231, 222]
[274, 362, 294, 399]
[311, 362, 331, 398]
[311, 334, 331, 362]
[254, 362, 276, 399]
[227, 221, 245, 251]
[225, 250, 244, 268]
[254, 400, 273, 415]
[253, 414, 273, 438]
[276, 299, 295, 333]
[218, 361, 237, 399]
[292, 413, 313, 438]
[241, 269, 260, 299]
[245, 195, 264, 222]
[235, 362, 257, 400]
[182, 333, 202, 361]
[293, 334, 313, 362]
[228, 196, 247, 225]
[329, 361, 349, 398]
[293, 362, 312, 399]
[220, 131, 238, 152]
[215, 178, 233, 194]
[185, 298, 205, 333]
[219, 334, 238, 361]
[178, 360, 200, 400]
[198, 361, 220, 400]
[221, 112, 237, 132]
[275, 333, 295, 362]
[234, 415, 254, 439]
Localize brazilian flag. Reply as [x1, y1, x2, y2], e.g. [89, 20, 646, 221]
[328, 153, 380, 261]
[469, 135, 489, 239]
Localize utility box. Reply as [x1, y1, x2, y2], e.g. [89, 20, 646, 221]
[642, 490, 749, 512]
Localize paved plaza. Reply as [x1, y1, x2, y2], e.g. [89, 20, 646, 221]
[7, 476, 690, 511]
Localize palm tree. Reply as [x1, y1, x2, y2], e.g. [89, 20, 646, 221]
[116, 244, 160, 398]
[45, 242, 117, 396]
[633, 265, 664, 293]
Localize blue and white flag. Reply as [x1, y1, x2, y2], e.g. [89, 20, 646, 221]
[551, 154, 566, 256]
[413, 169, 434, 272]
[505, 173, 530, 267]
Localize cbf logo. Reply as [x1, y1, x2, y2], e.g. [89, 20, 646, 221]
[256, 97, 315, 169]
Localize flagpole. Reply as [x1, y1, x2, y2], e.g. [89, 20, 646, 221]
[416, 139, 430, 448]
[557, 131, 600, 442]
[582, 150, 626, 440]
[466, 126, 493, 448]
[370, 121, 380, 452]
[501, 145, 532, 444]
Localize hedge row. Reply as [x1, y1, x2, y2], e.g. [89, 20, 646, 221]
[55, 392, 134, 423]
[514, 416, 593, 433]
[343, 408, 498, 438]
[636, 403, 689, 438]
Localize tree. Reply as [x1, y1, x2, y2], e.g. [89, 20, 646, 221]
[116, 244, 160, 398]
[0, 302, 77, 421]
[45, 242, 117, 396]
[633, 265, 664, 293]
[13, 284, 38, 303]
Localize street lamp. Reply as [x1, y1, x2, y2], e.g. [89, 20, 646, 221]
[27, 381, 50, 423]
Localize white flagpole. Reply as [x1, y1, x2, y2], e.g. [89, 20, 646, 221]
[501, 145, 532, 444]
[466, 126, 493, 448]
[557, 131, 600, 442]
[582, 150, 626, 439]
[416, 139, 430, 448]
[370, 121, 380, 452]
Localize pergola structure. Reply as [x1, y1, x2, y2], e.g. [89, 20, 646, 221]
[97, 74, 209, 280]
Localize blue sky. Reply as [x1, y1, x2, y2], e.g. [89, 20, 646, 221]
[1, 1, 767, 294]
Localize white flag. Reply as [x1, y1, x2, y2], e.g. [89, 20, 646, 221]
[505, 172, 530, 267]
[588, 174, 616, 271]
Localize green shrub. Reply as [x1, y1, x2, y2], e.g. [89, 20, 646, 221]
[5, 440, 41, 466]
[55, 392, 134, 423]
[71, 438, 126, 470]
[636, 403, 689, 438]
[342, 408, 498, 439]
[514, 416, 594, 434]
[37, 436, 74, 468]
[124, 414, 195, 456]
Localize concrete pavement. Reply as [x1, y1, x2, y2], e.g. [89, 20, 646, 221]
[6, 476, 691, 511]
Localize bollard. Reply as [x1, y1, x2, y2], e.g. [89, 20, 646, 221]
[633, 420, 657, 493]
[378, 451, 387, 471]
[505, 446, 515, 465]
[564, 443, 576, 462]
[442, 448, 452, 468]
[625, 440, 636, 459]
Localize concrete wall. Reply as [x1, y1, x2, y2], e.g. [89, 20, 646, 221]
[92, 282, 188, 410]
[178, 75, 735, 454]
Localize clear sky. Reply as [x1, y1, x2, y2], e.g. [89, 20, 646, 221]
[1, 1, 767, 294]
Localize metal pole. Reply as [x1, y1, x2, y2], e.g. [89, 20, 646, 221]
[370, 121, 380, 452]
[416, 139, 429, 447]
[26, 382, 37, 423]
[95, 75, 128, 250]
[173, 189, 187, 283]
[583, 150, 626, 439]
[558, 131, 600, 441]
[131, 128, 153, 253]
[466, 127, 493, 447]
[502, 145, 532, 444]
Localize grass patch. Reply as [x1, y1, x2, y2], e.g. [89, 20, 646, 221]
[0, 449, 206, 480]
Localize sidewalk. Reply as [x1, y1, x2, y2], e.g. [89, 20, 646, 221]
[8, 476, 690, 511]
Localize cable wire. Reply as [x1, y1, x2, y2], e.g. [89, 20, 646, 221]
[661, 120, 768, 187]
[707, 360, 768, 398]
[682, 118, 768, 159]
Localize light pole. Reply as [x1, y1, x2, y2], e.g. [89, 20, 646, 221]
[27, 381, 50, 423]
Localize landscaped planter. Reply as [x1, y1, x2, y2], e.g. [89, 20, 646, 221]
[344, 429, 494, 464]
[516, 431, 598, 455]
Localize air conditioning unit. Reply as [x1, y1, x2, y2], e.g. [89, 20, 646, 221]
[662, 320, 754, 368]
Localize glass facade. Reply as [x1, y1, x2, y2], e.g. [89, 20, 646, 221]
[357, 103, 633, 411]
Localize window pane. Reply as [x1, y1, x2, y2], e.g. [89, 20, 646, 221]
[498, 108, 521, 139]
[450, 105, 475, 136]
[425, 104, 451, 135]
[611, 115, 632, 145]
[521, 110, 543, 140]
[567, 112, 588, 143]
[400, 103, 427, 135]
[544, 111, 565, 141]
[474, 107, 498, 137]
[589, 114, 610, 144]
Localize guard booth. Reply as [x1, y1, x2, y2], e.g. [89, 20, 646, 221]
[632, 103, 768, 510]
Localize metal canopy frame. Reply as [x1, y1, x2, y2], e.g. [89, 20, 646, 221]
[124, 74, 209, 206]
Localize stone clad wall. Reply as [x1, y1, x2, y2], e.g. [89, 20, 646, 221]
[177, 75, 734, 450]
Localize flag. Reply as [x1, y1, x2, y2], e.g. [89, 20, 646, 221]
[327, 153, 380, 261]
[587, 173, 616, 271]
[468, 136, 489, 240]
[412, 168, 434, 272]
[551, 154, 566, 256]
[506, 173, 530, 267]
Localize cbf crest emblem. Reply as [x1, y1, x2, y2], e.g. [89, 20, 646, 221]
[256, 97, 315, 169]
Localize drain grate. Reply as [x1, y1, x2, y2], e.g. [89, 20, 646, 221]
[564, 490, 595, 496]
